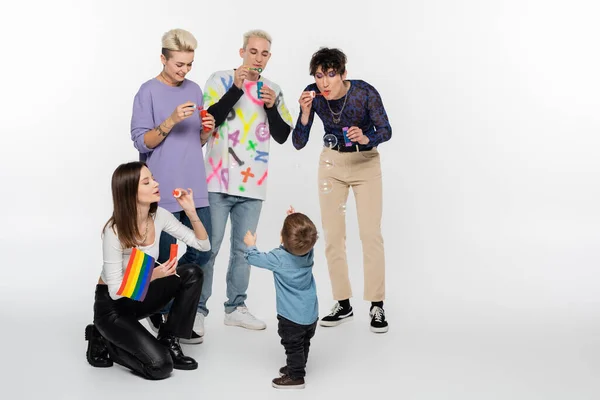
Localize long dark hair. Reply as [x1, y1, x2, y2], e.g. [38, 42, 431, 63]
[102, 161, 158, 248]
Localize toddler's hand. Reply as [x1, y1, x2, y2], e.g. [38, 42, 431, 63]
[244, 230, 257, 247]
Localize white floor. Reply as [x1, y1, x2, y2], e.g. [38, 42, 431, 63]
[3, 205, 599, 399]
[3, 282, 599, 400]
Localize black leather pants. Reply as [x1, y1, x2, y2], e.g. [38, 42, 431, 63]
[93, 264, 202, 379]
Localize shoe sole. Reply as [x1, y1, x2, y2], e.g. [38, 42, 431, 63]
[319, 316, 354, 327]
[272, 382, 305, 389]
[179, 336, 204, 344]
[145, 317, 161, 334]
[370, 325, 389, 333]
[85, 325, 113, 368]
[85, 324, 94, 341]
[173, 362, 198, 371]
[224, 320, 266, 330]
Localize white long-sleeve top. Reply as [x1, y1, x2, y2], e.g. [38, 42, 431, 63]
[101, 207, 211, 300]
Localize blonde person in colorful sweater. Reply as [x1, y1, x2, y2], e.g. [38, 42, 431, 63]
[195, 29, 294, 335]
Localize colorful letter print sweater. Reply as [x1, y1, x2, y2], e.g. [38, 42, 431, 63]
[203, 70, 293, 200]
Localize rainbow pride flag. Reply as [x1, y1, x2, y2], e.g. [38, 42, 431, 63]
[116, 248, 155, 301]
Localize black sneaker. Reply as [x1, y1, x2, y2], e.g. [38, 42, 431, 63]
[369, 306, 388, 333]
[147, 314, 202, 344]
[85, 324, 113, 368]
[272, 375, 305, 389]
[146, 314, 164, 334]
[179, 330, 203, 345]
[319, 302, 354, 327]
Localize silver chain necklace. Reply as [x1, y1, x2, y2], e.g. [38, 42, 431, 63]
[326, 83, 349, 124]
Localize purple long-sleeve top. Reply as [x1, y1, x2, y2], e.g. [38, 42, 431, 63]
[131, 78, 209, 212]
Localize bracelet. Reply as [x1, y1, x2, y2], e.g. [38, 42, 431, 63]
[190, 219, 201, 223]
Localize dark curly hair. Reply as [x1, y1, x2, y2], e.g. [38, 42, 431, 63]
[309, 47, 347, 76]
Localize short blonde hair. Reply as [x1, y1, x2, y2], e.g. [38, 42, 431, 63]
[161, 29, 197, 59]
[242, 29, 272, 49]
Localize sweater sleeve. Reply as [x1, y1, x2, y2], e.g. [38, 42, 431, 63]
[206, 84, 244, 128]
[265, 105, 291, 144]
[268, 86, 294, 145]
[130, 84, 154, 154]
[203, 71, 243, 128]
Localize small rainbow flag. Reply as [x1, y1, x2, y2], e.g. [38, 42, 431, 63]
[116, 248, 155, 301]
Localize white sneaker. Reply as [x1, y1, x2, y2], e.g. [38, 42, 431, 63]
[193, 312, 205, 337]
[146, 314, 164, 334]
[179, 330, 203, 345]
[224, 306, 266, 330]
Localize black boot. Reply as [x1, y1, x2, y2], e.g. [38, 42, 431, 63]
[85, 324, 113, 368]
[158, 334, 198, 370]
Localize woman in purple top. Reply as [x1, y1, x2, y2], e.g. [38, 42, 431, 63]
[130, 28, 214, 344]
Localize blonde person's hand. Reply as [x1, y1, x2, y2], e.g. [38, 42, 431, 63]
[298, 91, 314, 116]
[151, 258, 177, 280]
[201, 112, 216, 132]
[260, 85, 276, 108]
[286, 205, 295, 215]
[346, 126, 370, 145]
[174, 188, 196, 213]
[244, 230, 257, 247]
[234, 65, 250, 89]
[171, 101, 197, 124]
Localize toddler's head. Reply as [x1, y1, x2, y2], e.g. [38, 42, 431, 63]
[281, 213, 318, 256]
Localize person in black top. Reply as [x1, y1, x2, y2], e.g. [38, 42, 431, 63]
[292, 47, 392, 333]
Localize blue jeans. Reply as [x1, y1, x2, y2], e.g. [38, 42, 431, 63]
[198, 192, 263, 315]
[158, 206, 212, 314]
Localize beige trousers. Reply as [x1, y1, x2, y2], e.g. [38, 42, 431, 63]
[318, 147, 385, 301]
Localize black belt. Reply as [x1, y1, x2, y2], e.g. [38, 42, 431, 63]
[328, 144, 374, 153]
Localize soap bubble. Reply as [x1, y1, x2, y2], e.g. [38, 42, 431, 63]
[319, 157, 335, 170]
[338, 203, 347, 215]
[319, 179, 333, 194]
[323, 134, 337, 148]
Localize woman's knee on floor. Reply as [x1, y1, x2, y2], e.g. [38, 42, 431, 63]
[144, 352, 174, 380]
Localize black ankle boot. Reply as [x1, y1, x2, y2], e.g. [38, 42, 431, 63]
[85, 324, 113, 368]
[158, 334, 198, 370]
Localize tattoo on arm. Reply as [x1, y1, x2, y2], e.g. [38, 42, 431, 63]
[156, 124, 168, 137]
